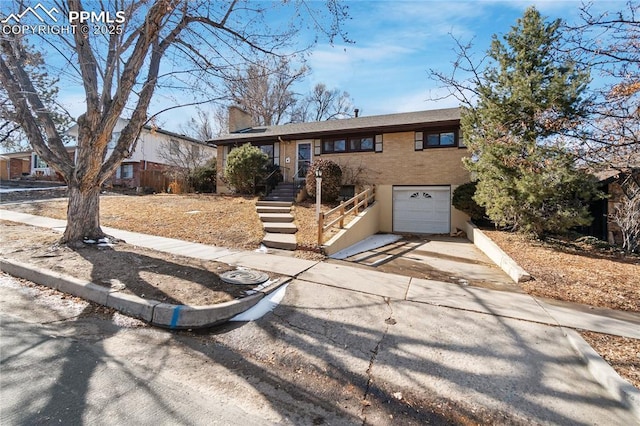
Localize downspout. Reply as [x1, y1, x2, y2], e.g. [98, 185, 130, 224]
[278, 136, 287, 182]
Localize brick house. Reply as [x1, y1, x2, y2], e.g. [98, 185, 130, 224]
[587, 168, 640, 245]
[1, 152, 32, 180]
[210, 107, 472, 235]
[1, 147, 76, 181]
[67, 118, 216, 189]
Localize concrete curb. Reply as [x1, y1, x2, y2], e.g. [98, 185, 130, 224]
[564, 328, 640, 421]
[0, 257, 289, 329]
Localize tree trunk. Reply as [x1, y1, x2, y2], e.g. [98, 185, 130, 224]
[62, 181, 104, 246]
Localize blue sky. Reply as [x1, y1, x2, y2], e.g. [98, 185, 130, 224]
[301, 0, 616, 118]
[2, 0, 621, 134]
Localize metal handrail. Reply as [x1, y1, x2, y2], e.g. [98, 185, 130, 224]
[265, 164, 287, 182]
[259, 164, 294, 197]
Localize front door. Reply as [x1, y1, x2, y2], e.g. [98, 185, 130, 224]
[296, 142, 312, 179]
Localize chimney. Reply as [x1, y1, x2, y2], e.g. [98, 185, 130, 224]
[354, 108, 359, 118]
[228, 106, 253, 133]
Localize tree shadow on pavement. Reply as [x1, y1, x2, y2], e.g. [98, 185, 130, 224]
[3, 301, 192, 425]
[174, 280, 631, 425]
[4, 263, 633, 424]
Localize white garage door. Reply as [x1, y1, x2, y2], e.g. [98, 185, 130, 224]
[393, 186, 451, 234]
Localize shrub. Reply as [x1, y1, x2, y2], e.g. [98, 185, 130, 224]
[305, 159, 342, 202]
[452, 181, 487, 222]
[224, 144, 269, 194]
[189, 159, 217, 193]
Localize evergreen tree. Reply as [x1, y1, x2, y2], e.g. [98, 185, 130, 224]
[462, 7, 601, 236]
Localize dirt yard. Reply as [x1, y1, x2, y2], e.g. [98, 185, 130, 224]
[0, 192, 638, 388]
[483, 230, 639, 313]
[0, 221, 286, 305]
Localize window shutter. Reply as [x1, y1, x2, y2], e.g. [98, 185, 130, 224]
[414, 132, 423, 151]
[375, 134, 383, 153]
[314, 139, 321, 156]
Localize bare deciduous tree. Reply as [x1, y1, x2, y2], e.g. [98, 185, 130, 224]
[611, 174, 640, 252]
[0, 38, 71, 152]
[294, 83, 354, 122]
[225, 56, 308, 126]
[0, 0, 349, 245]
[157, 138, 214, 182]
[563, 1, 640, 170]
[179, 107, 221, 142]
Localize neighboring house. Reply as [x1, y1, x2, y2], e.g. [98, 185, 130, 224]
[587, 168, 640, 245]
[67, 118, 216, 189]
[0, 147, 76, 180]
[1, 152, 30, 180]
[210, 106, 471, 235]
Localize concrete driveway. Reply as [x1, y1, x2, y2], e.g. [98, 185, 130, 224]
[330, 235, 519, 292]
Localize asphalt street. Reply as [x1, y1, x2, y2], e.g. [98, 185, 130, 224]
[1, 273, 638, 425]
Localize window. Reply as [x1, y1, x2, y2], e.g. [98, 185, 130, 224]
[108, 132, 120, 149]
[116, 164, 133, 179]
[322, 135, 374, 154]
[191, 144, 201, 158]
[169, 139, 180, 156]
[350, 137, 374, 152]
[33, 154, 47, 169]
[416, 130, 458, 150]
[323, 139, 346, 153]
[259, 144, 274, 163]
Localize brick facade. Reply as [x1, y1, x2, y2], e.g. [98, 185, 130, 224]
[216, 131, 469, 192]
[311, 131, 469, 187]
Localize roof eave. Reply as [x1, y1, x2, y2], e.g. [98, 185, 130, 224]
[210, 118, 460, 146]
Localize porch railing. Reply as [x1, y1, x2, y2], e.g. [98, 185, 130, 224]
[262, 165, 287, 195]
[317, 186, 376, 246]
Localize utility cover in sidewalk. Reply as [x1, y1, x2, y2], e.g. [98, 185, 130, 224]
[220, 269, 269, 285]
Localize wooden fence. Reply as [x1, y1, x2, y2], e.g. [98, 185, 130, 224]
[317, 186, 376, 245]
[140, 170, 187, 194]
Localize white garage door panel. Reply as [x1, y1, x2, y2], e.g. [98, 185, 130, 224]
[393, 186, 451, 234]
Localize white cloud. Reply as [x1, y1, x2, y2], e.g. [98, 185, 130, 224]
[307, 42, 416, 89]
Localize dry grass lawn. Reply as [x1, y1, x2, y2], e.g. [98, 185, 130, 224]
[9, 193, 264, 250]
[483, 230, 639, 313]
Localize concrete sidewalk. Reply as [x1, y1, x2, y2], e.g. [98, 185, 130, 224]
[1, 208, 639, 338]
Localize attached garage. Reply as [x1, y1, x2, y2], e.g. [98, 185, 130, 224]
[393, 186, 451, 234]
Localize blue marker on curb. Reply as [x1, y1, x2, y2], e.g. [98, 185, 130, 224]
[169, 305, 183, 329]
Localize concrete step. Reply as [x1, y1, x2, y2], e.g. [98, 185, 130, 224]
[262, 233, 297, 250]
[256, 201, 293, 207]
[268, 190, 296, 196]
[258, 213, 294, 223]
[263, 222, 297, 234]
[256, 206, 291, 214]
[262, 196, 295, 202]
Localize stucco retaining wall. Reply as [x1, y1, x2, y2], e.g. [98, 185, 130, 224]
[464, 221, 531, 283]
[322, 202, 380, 256]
